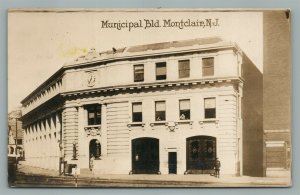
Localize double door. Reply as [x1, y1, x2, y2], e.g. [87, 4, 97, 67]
[186, 136, 216, 174]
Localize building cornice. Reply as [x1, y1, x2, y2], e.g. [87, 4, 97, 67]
[64, 43, 239, 69]
[21, 76, 243, 125]
[61, 76, 243, 97]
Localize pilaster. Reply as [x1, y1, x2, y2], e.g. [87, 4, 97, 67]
[62, 106, 78, 161]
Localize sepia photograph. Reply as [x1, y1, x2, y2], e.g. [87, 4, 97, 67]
[7, 9, 291, 187]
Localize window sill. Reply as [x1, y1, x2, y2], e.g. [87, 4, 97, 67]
[177, 120, 193, 125]
[127, 122, 145, 128]
[150, 121, 167, 127]
[85, 124, 102, 128]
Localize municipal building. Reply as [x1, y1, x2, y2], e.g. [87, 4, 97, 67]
[21, 37, 263, 176]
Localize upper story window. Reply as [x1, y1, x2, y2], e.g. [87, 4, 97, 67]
[134, 64, 144, 82]
[155, 101, 166, 121]
[178, 60, 190, 78]
[87, 104, 101, 125]
[202, 57, 214, 76]
[204, 98, 216, 119]
[179, 99, 190, 120]
[156, 62, 167, 80]
[132, 102, 143, 122]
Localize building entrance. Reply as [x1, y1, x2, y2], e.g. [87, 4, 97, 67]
[186, 136, 216, 174]
[132, 137, 159, 174]
[89, 139, 101, 159]
[168, 152, 177, 174]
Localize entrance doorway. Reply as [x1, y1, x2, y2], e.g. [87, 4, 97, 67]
[89, 139, 101, 159]
[186, 136, 216, 174]
[132, 137, 159, 174]
[168, 152, 177, 174]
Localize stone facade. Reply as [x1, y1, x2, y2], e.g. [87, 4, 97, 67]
[21, 37, 263, 176]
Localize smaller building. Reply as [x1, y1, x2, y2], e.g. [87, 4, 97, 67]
[8, 109, 24, 159]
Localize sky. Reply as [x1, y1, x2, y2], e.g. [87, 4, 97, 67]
[8, 10, 263, 112]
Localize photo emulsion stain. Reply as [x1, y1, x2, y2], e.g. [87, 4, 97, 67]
[7, 9, 291, 187]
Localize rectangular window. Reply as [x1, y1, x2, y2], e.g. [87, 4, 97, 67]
[179, 99, 190, 120]
[156, 62, 167, 80]
[155, 101, 166, 121]
[17, 139, 23, 145]
[202, 57, 214, 76]
[134, 64, 144, 82]
[87, 104, 101, 125]
[132, 102, 143, 122]
[178, 60, 190, 78]
[204, 98, 216, 119]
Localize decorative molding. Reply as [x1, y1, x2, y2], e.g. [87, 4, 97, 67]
[86, 71, 96, 87]
[84, 125, 101, 137]
[166, 121, 177, 132]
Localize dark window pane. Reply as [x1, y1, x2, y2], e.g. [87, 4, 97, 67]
[190, 141, 199, 160]
[132, 102, 143, 122]
[156, 62, 167, 80]
[155, 101, 166, 121]
[133, 112, 143, 122]
[202, 57, 214, 76]
[204, 98, 216, 119]
[180, 110, 190, 120]
[178, 60, 190, 78]
[179, 99, 190, 120]
[155, 111, 166, 121]
[134, 65, 144, 82]
[87, 105, 101, 125]
[17, 139, 23, 145]
[206, 140, 214, 158]
[205, 108, 216, 118]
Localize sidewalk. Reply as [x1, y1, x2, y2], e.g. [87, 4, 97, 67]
[16, 163, 291, 187]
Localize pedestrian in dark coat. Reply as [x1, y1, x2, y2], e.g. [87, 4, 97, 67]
[214, 157, 221, 178]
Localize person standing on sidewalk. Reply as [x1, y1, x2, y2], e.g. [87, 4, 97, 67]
[214, 157, 221, 178]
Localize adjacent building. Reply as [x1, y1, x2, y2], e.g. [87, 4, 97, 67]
[20, 37, 263, 176]
[263, 11, 291, 177]
[8, 109, 24, 159]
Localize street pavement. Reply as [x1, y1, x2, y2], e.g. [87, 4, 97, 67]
[11, 163, 292, 188]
